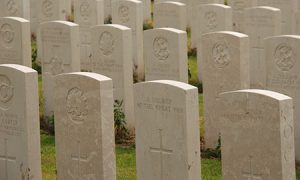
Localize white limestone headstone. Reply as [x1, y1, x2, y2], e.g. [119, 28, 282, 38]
[0, 0, 30, 19]
[227, 0, 257, 32]
[191, 4, 232, 49]
[112, 0, 144, 81]
[37, 0, 67, 23]
[74, 0, 104, 71]
[91, 24, 135, 129]
[135, 80, 201, 180]
[39, 21, 80, 118]
[144, 28, 188, 83]
[0, 64, 41, 180]
[265, 35, 300, 163]
[188, 0, 223, 30]
[0, 17, 31, 67]
[244, 6, 281, 88]
[55, 72, 116, 180]
[200, 31, 250, 149]
[220, 89, 295, 180]
[154, 1, 187, 31]
[257, 0, 297, 34]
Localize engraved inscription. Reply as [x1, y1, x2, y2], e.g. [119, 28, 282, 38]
[0, 138, 17, 180]
[42, 0, 54, 17]
[212, 42, 230, 68]
[68, 140, 97, 179]
[50, 56, 63, 75]
[118, 5, 130, 23]
[153, 37, 169, 61]
[0, 75, 13, 105]
[274, 44, 295, 72]
[150, 129, 173, 180]
[242, 156, 262, 180]
[205, 11, 217, 30]
[99, 31, 114, 56]
[80, 1, 90, 21]
[0, 23, 15, 49]
[66, 88, 88, 124]
[6, 0, 18, 15]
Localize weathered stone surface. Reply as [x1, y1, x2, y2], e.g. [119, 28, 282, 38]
[265, 35, 300, 163]
[258, 0, 297, 34]
[144, 28, 188, 83]
[244, 6, 281, 88]
[112, 0, 144, 81]
[227, 0, 257, 32]
[0, 0, 30, 19]
[220, 89, 295, 180]
[74, 0, 104, 71]
[135, 80, 201, 180]
[37, 0, 66, 23]
[91, 24, 135, 129]
[154, 1, 186, 31]
[191, 4, 232, 49]
[0, 64, 41, 180]
[39, 21, 80, 118]
[200, 31, 250, 149]
[55, 72, 116, 180]
[0, 17, 31, 67]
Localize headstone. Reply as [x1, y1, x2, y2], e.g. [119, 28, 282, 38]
[135, 80, 201, 180]
[265, 35, 300, 162]
[244, 6, 281, 88]
[74, 0, 104, 71]
[55, 72, 116, 180]
[200, 31, 250, 149]
[112, 0, 144, 81]
[37, 0, 66, 23]
[0, 17, 31, 67]
[91, 24, 135, 129]
[227, 0, 257, 32]
[39, 21, 80, 118]
[257, 0, 297, 34]
[220, 89, 295, 180]
[0, 0, 30, 19]
[193, 4, 232, 79]
[188, 0, 223, 31]
[153, 1, 186, 31]
[144, 28, 188, 83]
[191, 4, 232, 50]
[0, 64, 41, 180]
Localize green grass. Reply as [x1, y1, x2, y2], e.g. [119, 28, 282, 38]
[40, 132, 223, 180]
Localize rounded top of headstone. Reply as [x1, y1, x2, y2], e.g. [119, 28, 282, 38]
[0, 64, 36, 73]
[135, 80, 197, 91]
[57, 72, 112, 82]
[245, 6, 281, 12]
[40, 20, 79, 27]
[200, 3, 231, 9]
[156, 1, 186, 6]
[204, 31, 248, 38]
[1, 17, 29, 23]
[221, 89, 292, 101]
[146, 27, 186, 34]
[94, 24, 131, 31]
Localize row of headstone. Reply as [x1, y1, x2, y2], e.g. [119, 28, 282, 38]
[199, 30, 300, 165]
[0, 63, 296, 179]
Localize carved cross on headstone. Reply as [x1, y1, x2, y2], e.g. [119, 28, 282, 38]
[242, 156, 262, 180]
[70, 140, 89, 179]
[0, 138, 17, 180]
[150, 129, 173, 180]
